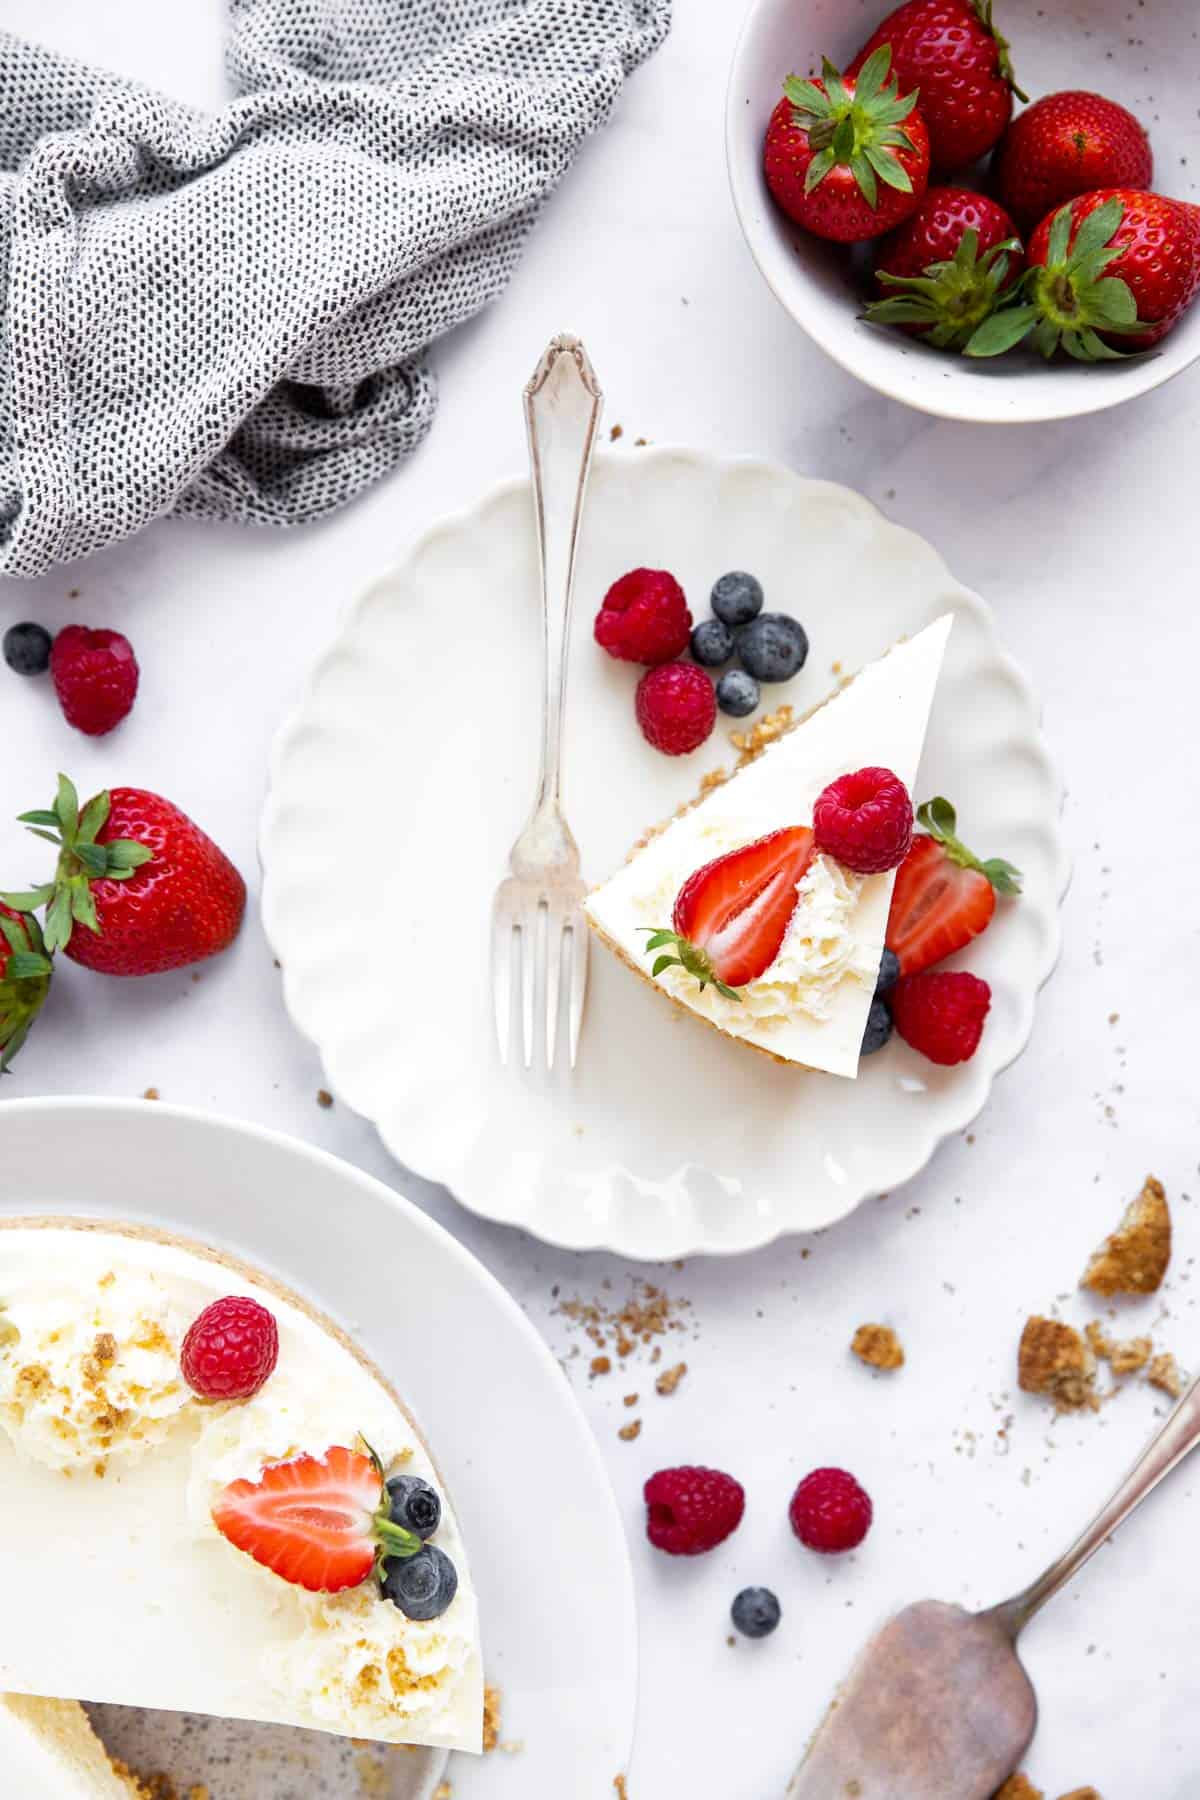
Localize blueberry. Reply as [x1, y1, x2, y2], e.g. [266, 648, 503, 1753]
[382, 1545, 459, 1621]
[711, 572, 764, 628]
[861, 997, 893, 1056]
[737, 614, 808, 683]
[731, 1587, 781, 1639]
[716, 669, 760, 718]
[3, 622, 52, 677]
[875, 948, 901, 996]
[691, 618, 735, 667]
[386, 1473, 442, 1540]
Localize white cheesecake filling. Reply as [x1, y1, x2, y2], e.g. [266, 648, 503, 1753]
[0, 1234, 481, 1747]
[630, 841, 873, 1032]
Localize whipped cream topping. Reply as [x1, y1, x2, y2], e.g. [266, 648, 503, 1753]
[0, 1228, 481, 1747]
[0, 1264, 195, 1473]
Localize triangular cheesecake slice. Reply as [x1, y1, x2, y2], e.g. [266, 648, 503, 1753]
[0, 1696, 140, 1798]
[0, 1220, 483, 1752]
[585, 614, 952, 1078]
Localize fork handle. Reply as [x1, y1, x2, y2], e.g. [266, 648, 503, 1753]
[523, 336, 603, 822]
[989, 1369, 1200, 1639]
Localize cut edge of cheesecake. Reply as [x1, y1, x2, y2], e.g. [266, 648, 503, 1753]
[0, 1694, 142, 1798]
[584, 615, 953, 1074]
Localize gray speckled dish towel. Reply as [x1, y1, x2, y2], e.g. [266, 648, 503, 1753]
[0, 0, 670, 576]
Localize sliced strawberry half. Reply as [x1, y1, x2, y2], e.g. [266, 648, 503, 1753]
[644, 827, 816, 997]
[886, 798, 1021, 978]
[212, 1445, 421, 1594]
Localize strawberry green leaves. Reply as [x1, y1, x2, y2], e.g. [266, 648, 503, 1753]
[784, 46, 919, 207]
[3, 774, 154, 955]
[0, 907, 52, 1073]
[866, 226, 1023, 350]
[917, 798, 1022, 897]
[641, 928, 743, 1004]
[964, 197, 1146, 361]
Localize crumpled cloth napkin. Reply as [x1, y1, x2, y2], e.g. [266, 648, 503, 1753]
[0, 0, 669, 577]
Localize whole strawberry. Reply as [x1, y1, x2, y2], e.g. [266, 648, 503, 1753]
[0, 903, 52, 1071]
[764, 47, 930, 245]
[50, 626, 139, 736]
[994, 91, 1152, 233]
[848, 0, 1023, 173]
[866, 187, 1023, 348]
[14, 774, 245, 976]
[970, 191, 1200, 358]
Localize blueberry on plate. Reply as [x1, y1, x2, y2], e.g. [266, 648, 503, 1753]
[737, 614, 808, 683]
[716, 669, 760, 718]
[875, 948, 901, 996]
[711, 571, 764, 628]
[691, 618, 735, 667]
[861, 997, 893, 1056]
[731, 1587, 781, 1639]
[382, 1544, 459, 1621]
[386, 1473, 442, 1540]
[3, 622, 53, 677]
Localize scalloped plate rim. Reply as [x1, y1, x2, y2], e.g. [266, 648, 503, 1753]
[261, 447, 1070, 1259]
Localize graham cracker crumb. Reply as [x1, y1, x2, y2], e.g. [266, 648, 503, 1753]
[557, 1281, 693, 1370]
[433, 1785, 453, 1800]
[1081, 1175, 1170, 1296]
[141, 1087, 160, 1101]
[610, 424, 624, 440]
[655, 1361, 688, 1396]
[994, 1779, 1042, 1800]
[590, 1355, 611, 1376]
[316, 1088, 334, 1109]
[618, 1419, 642, 1441]
[615, 1778, 630, 1800]
[623, 1393, 638, 1407]
[729, 705, 795, 761]
[1148, 1352, 1185, 1399]
[851, 1324, 905, 1371]
[1084, 1320, 1151, 1375]
[1057, 1790, 1102, 1799]
[1018, 1317, 1098, 1412]
[482, 1684, 502, 1753]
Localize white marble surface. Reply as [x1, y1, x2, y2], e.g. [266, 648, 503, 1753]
[3, 3, 1200, 1796]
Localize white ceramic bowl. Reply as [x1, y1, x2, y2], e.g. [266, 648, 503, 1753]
[726, 0, 1200, 422]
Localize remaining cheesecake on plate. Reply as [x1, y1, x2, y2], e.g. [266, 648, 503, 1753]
[0, 1695, 141, 1797]
[0, 1220, 483, 1753]
[585, 615, 952, 1077]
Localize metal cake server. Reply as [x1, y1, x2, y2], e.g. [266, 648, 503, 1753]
[491, 333, 602, 1070]
[788, 1369, 1200, 1798]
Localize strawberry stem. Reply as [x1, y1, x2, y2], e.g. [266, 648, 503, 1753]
[916, 798, 1022, 896]
[8, 775, 153, 955]
[641, 928, 743, 1003]
[783, 46, 919, 210]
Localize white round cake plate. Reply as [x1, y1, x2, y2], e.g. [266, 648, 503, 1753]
[0, 1099, 637, 1799]
[261, 449, 1068, 1259]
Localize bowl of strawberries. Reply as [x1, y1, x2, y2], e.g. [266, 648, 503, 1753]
[727, 0, 1200, 421]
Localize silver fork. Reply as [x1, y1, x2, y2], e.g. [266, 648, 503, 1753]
[490, 335, 603, 1070]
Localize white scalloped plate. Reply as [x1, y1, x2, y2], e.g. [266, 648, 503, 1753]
[261, 450, 1068, 1258]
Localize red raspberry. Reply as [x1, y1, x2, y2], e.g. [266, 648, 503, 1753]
[789, 1467, 873, 1554]
[644, 1465, 745, 1556]
[50, 626, 139, 736]
[813, 767, 913, 874]
[181, 1296, 279, 1400]
[891, 969, 991, 1066]
[595, 569, 691, 666]
[635, 663, 715, 756]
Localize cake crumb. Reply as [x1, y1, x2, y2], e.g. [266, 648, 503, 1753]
[1018, 1317, 1098, 1412]
[1084, 1320, 1151, 1374]
[1057, 1790, 1102, 1799]
[609, 423, 624, 441]
[623, 1393, 638, 1407]
[433, 1784, 453, 1800]
[655, 1361, 688, 1396]
[142, 1087, 160, 1101]
[851, 1323, 905, 1371]
[590, 1355, 612, 1377]
[482, 1684, 502, 1752]
[993, 1778, 1042, 1800]
[730, 705, 794, 761]
[614, 1778, 630, 1800]
[1081, 1175, 1171, 1295]
[1147, 1352, 1185, 1399]
[316, 1088, 334, 1109]
[618, 1419, 642, 1442]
